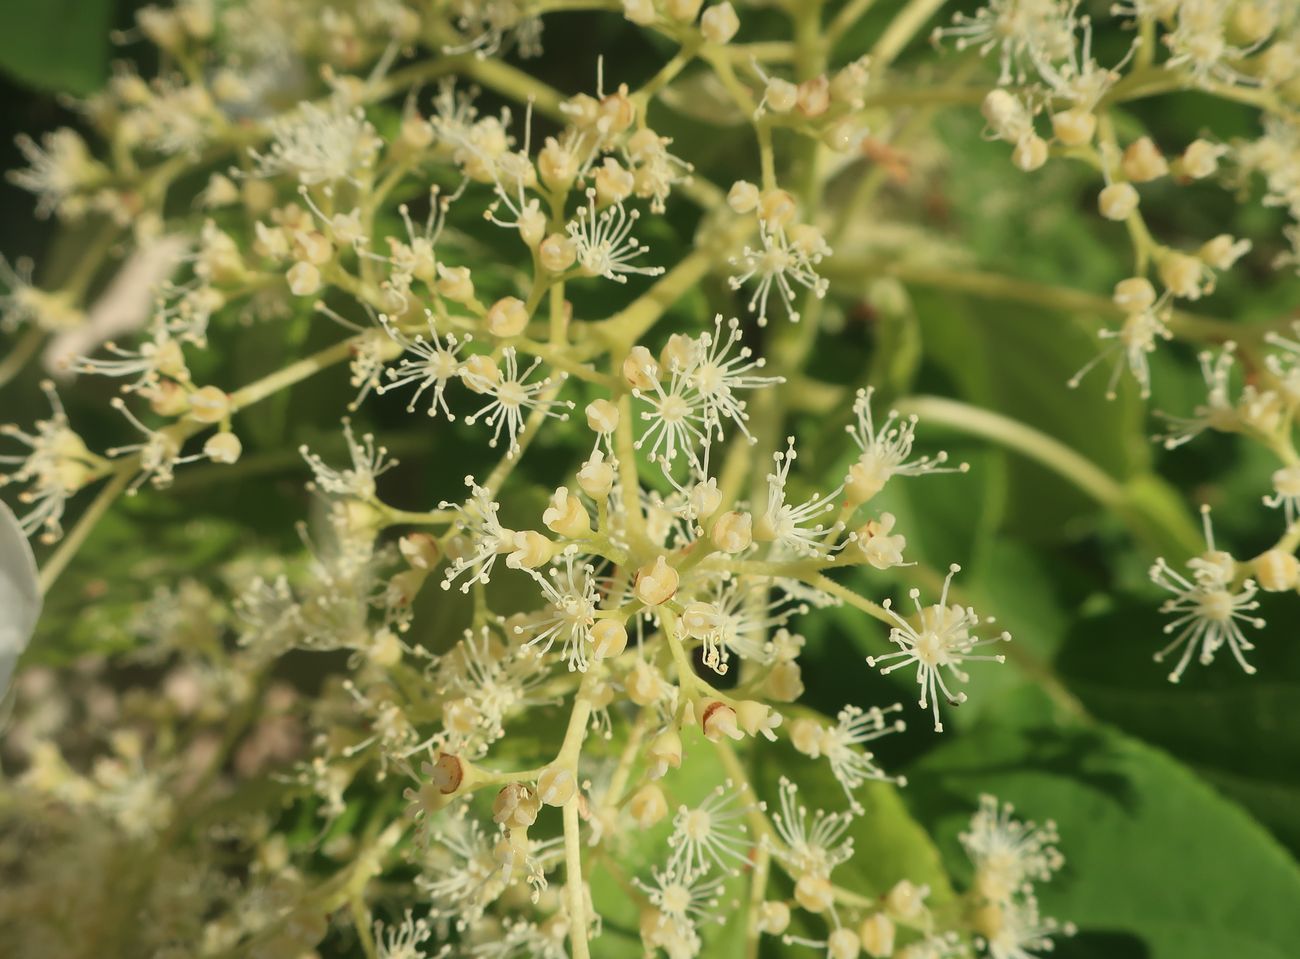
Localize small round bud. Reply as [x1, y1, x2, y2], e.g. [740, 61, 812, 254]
[436, 265, 476, 303]
[578, 452, 615, 499]
[790, 717, 825, 757]
[595, 158, 636, 205]
[647, 728, 683, 778]
[828, 928, 861, 959]
[701, 2, 739, 43]
[626, 659, 665, 706]
[797, 76, 831, 118]
[795, 874, 834, 913]
[1179, 139, 1224, 179]
[1122, 136, 1169, 182]
[758, 189, 797, 228]
[1051, 108, 1096, 147]
[711, 510, 753, 552]
[369, 628, 404, 668]
[763, 77, 798, 114]
[586, 398, 620, 435]
[701, 700, 743, 742]
[1158, 251, 1209, 300]
[623, 345, 660, 389]
[765, 661, 804, 702]
[1098, 182, 1139, 221]
[543, 487, 591, 538]
[757, 901, 791, 935]
[1255, 548, 1299, 592]
[1200, 234, 1250, 270]
[203, 431, 242, 464]
[462, 355, 501, 392]
[591, 619, 628, 659]
[736, 699, 781, 740]
[508, 530, 554, 570]
[485, 296, 530, 338]
[727, 180, 759, 214]
[859, 914, 896, 958]
[629, 783, 668, 827]
[537, 765, 578, 806]
[1113, 277, 1157, 313]
[540, 233, 577, 273]
[188, 385, 230, 425]
[660, 332, 696, 372]
[1012, 134, 1049, 172]
[399, 533, 440, 570]
[286, 261, 321, 296]
[885, 880, 926, 920]
[634, 556, 679, 606]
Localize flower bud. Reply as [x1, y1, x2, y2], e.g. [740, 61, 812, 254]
[1051, 108, 1096, 146]
[508, 530, 554, 570]
[647, 728, 683, 778]
[591, 619, 629, 659]
[1122, 136, 1169, 182]
[436, 264, 476, 303]
[828, 928, 861, 959]
[1098, 182, 1139, 221]
[1113, 277, 1157, 313]
[711, 510, 753, 552]
[660, 332, 696, 372]
[736, 699, 781, 740]
[763, 77, 798, 113]
[701, 700, 743, 741]
[623, 345, 660, 389]
[430, 752, 465, 795]
[701, 2, 739, 43]
[758, 189, 797, 228]
[664, 0, 704, 22]
[757, 901, 791, 935]
[1200, 234, 1250, 270]
[204, 431, 242, 465]
[795, 874, 834, 913]
[399, 533, 440, 570]
[493, 783, 541, 829]
[1012, 134, 1049, 172]
[885, 880, 926, 920]
[727, 180, 759, 214]
[1255, 548, 1299, 592]
[537, 765, 578, 806]
[586, 398, 620, 435]
[286, 261, 321, 296]
[765, 661, 804, 702]
[543, 487, 591, 538]
[634, 556, 679, 606]
[1159, 251, 1209, 300]
[540, 233, 577, 273]
[485, 296, 530, 338]
[578, 451, 615, 498]
[462, 355, 501, 392]
[1179, 139, 1223, 180]
[859, 914, 895, 958]
[797, 76, 831, 118]
[790, 717, 825, 757]
[188, 385, 230, 425]
[626, 660, 665, 706]
[629, 783, 668, 827]
[689, 480, 722, 521]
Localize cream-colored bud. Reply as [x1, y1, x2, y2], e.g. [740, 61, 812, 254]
[711, 510, 753, 552]
[436, 265, 475, 303]
[629, 783, 668, 827]
[1200, 234, 1250, 270]
[595, 160, 635, 207]
[188, 385, 230, 424]
[242, 179, 276, 216]
[795, 874, 834, 913]
[515, 204, 547, 248]
[1012, 134, 1049, 172]
[859, 914, 896, 958]
[203, 431, 242, 465]
[689, 480, 722, 522]
[485, 296, 530, 338]
[794, 719, 830, 761]
[508, 530, 554, 570]
[1255, 548, 1299, 592]
[828, 928, 861, 959]
[1122, 136, 1169, 182]
[540, 233, 577, 273]
[591, 619, 628, 659]
[538, 136, 580, 188]
[701, 2, 739, 43]
[493, 783, 541, 829]
[369, 628, 404, 668]
[797, 76, 831, 118]
[399, 533, 440, 570]
[1113, 277, 1157, 313]
[430, 752, 465, 794]
[765, 661, 804, 702]
[623, 345, 660, 389]
[759, 189, 797, 228]
[286, 261, 321, 296]
[578, 452, 615, 499]
[1179, 139, 1223, 179]
[537, 765, 577, 806]
[647, 728, 683, 778]
[586, 398, 620, 435]
[727, 180, 760, 214]
[701, 700, 743, 741]
[764, 77, 798, 113]
[757, 900, 791, 935]
[202, 173, 239, 208]
[634, 556, 679, 606]
[659, 332, 696, 372]
[885, 880, 926, 920]
[1098, 182, 1139, 221]
[626, 660, 665, 706]
[1051, 108, 1096, 147]
[543, 487, 591, 538]
[1159, 251, 1208, 300]
[293, 229, 332, 265]
[681, 602, 717, 639]
[736, 699, 781, 740]
[462, 355, 501, 392]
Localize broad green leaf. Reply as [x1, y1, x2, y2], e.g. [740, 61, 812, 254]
[0, 0, 113, 95]
[905, 721, 1300, 959]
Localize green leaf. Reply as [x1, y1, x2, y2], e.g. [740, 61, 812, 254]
[905, 721, 1300, 959]
[0, 0, 113, 95]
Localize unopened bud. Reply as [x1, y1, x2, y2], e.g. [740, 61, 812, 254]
[634, 556, 679, 606]
[537, 765, 578, 806]
[701, 700, 743, 741]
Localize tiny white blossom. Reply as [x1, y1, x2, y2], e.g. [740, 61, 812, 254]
[463, 347, 573, 456]
[251, 100, 380, 186]
[567, 189, 665, 283]
[960, 793, 1064, 902]
[845, 388, 965, 503]
[441, 476, 515, 591]
[667, 780, 759, 878]
[756, 437, 843, 557]
[299, 419, 395, 502]
[767, 776, 855, 878]
[728, 221, 830, 326]
[378, 312, 470, 418]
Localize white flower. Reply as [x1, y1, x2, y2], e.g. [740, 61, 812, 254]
[251, 100, 380, 185]
[0, 499, 42, 694]
[463, 347, 573, 456]
[435, 626, 551, 757]
[984, 895, 1075, 959]
[1164, 0, 1265, 89]
[682, 575, 806, 674]
[8, 129, 103, 218]
[821, 704, 907, 811]
[934, 0, 1079, 85]
[374, 910, 432, 959]
[418, 813, 507, 931]
[960, 794, 1064, 902]
[634, 865, 726, 945]
[378, 312, 470, 418]
[518, 549, 601, 672]
[441, 476, 515, 591]
[1155, 344, 1237, 449]
[844, 388, 964, 503]
[300, 419, 395, 502]
[1, 381, 101, 541]
[868, 565, 1010, 732]
[1068, 308, 1173, 400]
[666, 780, 759, 878]
[567, 189, 665, 283]
[756, 437, 843, 557]
[1264, 464, 1300, 525]
[106, 398, 204, 493]
[767, 776, 855, 878]
[689, 315, 783, 441]
[1149, 507, 1264, 682]
[728, 221, 830, 326]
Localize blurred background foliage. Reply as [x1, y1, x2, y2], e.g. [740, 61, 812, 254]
[3, 1, 1300, 957]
